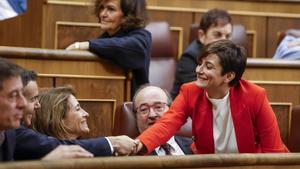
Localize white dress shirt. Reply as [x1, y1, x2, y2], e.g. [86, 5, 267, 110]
[155, 136, 185, 156]
[207, 92, 239, 153]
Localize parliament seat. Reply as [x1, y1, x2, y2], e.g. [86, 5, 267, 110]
[145, 22, 176, 93]
[288, 105, 300, 152]
[113, 102, 192, 138]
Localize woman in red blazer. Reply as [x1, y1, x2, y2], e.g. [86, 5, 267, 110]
[137, 40, 288, 154]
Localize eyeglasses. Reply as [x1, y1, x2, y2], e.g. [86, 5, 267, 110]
[136, 102, 168, 115]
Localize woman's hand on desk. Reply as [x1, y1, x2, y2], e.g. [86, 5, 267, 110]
[66, 41, 89, 50]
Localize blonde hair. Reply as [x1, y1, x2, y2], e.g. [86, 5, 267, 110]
[31, 86, 76, 140]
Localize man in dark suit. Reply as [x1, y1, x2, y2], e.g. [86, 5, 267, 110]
[133, 85, 193, 155]
[0, 58, 138, 161]
[0, 58, 27, 161]
[13, 69, 138, 160]
[0, 59, 94, 161]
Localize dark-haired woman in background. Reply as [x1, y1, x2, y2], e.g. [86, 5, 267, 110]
[66, 0, 151, 95]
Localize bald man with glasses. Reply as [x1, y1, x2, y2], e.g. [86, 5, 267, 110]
[133, 85, 193, 156]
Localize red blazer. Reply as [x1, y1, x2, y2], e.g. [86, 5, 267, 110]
[138, 80, 288, 154]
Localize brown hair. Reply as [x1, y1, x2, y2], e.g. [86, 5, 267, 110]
[94, 0, 148, 31]
[198, 40, 247, 86]
[31, 86, 76, 140]
[199, 8, 232, 33]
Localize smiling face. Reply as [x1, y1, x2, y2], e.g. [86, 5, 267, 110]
[198, 23, 232, 45]
[0, 76, 26, 131]
[135, 86, 169, 133]
[22, 81, 40, 127]
[98, 0, 125, 35]
[63, 95, 89, 139]
[195, 54, 234, 98]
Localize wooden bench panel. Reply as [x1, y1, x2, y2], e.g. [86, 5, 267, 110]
[254, 82, 300, 106]
[79, 99, 116, 137]
[1, 154, 300, 169]
[271, 103, 292, 145]
[55, 21, 103, 49]
[55, 77, 125, 103]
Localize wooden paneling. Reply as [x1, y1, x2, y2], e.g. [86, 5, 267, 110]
[55, 22, 102, 49]
[148, 10, 194, 50]
[0, 0, 43, 47]
[1, 0, 300, 58]
[55, 77, 124, 104]
[256, 83, 300, 106]
[36, 76, 54, 89]
[231, 15, 266, 57]
[271, 103, 292, 145]
[245, 59, 300, 106]
[42, 2, 98, 48]
[246, 31, 256, 57]
[170, 28, 182, 59]
[79, 99, 116, 137]
[147, 0, 300, 14]
[2, 153, 300, 169]
[245, 68, 300, 81]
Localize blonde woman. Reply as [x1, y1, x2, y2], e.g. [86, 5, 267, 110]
[32, 86, 89, 140]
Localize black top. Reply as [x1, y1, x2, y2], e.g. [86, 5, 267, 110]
[89, 28, 152, 95]
[171, 40, 203, 99]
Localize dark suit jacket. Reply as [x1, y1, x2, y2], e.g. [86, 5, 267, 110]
[14, 125, 112, 160]
[150, 136, 193, 155]
[171, 40, 203, 99]
[1, 130, 16, 161]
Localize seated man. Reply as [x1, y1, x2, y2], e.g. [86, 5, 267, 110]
[0, 58, 91, 161]
[273, 29, 300, 60]
[0, 57, 25, 161]
[171, 8, 232, 99]
[13, 68, 138, 160]
[133, 85, 192, 155]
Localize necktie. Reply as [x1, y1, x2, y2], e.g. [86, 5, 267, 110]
[161, 143, 171, 155]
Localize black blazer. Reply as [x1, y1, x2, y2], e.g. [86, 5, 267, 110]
[171, 40, 203, 99]
[14, 125, 112, 160]
[150, 136, 193, 155]
[1, 130, 16, 161]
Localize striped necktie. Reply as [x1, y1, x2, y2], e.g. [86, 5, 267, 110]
[161, 143, 171, 155]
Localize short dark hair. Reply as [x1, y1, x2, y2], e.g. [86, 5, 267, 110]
[132, 84, 172, 113]
[199, 8, 232, 33]
[0, 58, 23, 90]
[94, 0, 148, 31]
[21, 70, 38, 87]
[198, 40, 247, 86]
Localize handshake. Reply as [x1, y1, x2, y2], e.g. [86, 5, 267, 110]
[107, 136, 143, 156]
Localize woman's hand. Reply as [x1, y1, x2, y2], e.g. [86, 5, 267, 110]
[66, 41, 89, 50]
